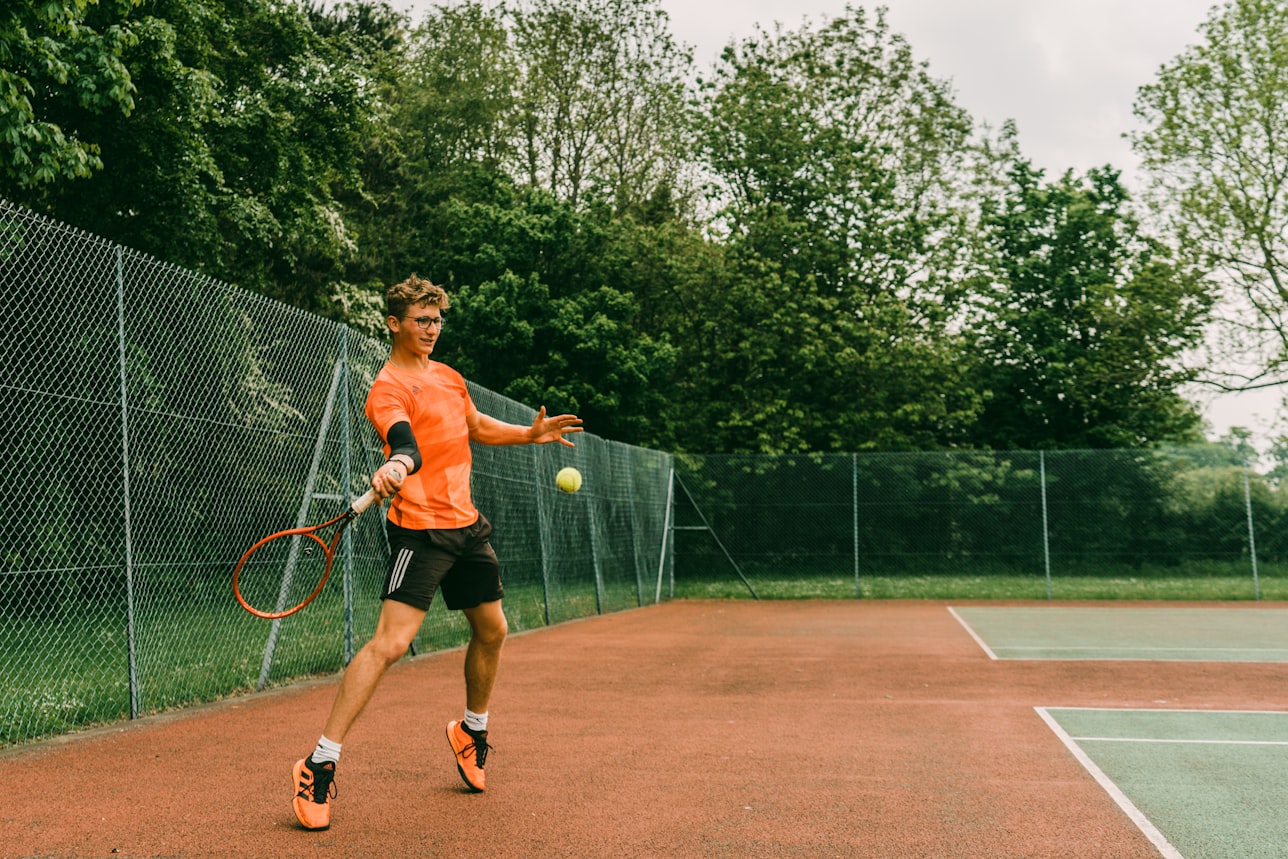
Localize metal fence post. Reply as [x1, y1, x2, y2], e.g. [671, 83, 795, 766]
[256, 361, 345, 690]
[1244, 463, 1261, 600]
[622, 446, 645, 607]
[115, 246, 140, 719]
[852, 453, 860, 598]
[655, 466, 675, 604]
[587, 458, 605, 614]
[1040, 451, 1052, 600]
[532, 444, 553, 625]
[340, 326, 355, 662]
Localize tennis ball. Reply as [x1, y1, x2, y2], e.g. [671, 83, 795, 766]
[556, 466, 582, 493]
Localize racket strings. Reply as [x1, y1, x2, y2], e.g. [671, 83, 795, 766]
[233, 498, 371, 619]
[235, 532, 334, 618]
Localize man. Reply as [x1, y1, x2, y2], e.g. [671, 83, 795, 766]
[292, 274, 583, 831]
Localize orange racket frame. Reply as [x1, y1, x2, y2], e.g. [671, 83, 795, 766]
[232, 488, 381, 619]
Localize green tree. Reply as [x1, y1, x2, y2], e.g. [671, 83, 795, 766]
[690, 5, 981, 452]
[964, 162, 1212, 449]
[509, 0, 694, 212]
[337, 0, 517, 301]
[344, 1, 706, 446]
[443, 268, 677, 444]
[1131, 0, 1288, 402]
[0, 0, 139, 188]
[5, 0, 391, 311]
[1266, 433, 1288, 486]
[398, 1, 515, 172]
[420, 184, 682, 446]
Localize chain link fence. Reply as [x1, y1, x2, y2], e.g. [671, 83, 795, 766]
[673, 451, 1287, 600]
[0, 200, 673, 745]
[8, 198, 1287, 747]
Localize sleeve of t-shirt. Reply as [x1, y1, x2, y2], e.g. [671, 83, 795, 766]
[463, 384, 478, 422]
[364, 375, 411, 442]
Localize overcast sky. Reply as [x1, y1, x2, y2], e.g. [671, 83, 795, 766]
[383, 0, 1282, 444]
[669, 0, 1213, 183]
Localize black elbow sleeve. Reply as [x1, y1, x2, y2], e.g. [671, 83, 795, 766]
[386, 421, 422, 474]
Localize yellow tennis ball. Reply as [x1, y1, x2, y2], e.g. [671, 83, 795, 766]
[556, 466, 582, 493]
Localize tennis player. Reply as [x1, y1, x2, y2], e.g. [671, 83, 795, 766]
[292, 274, 583, 830]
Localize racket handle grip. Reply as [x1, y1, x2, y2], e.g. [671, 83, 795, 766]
[350, 487, 382, 516]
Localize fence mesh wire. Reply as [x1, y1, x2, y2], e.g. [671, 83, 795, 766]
[6, 198, 1287, 747]
[673, 451, 1286, 600]
[0, 200, 673, 745]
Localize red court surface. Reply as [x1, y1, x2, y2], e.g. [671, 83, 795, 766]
[4, 600, 1284, 858]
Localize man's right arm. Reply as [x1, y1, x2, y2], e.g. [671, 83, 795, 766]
[385, 420, 422, 474]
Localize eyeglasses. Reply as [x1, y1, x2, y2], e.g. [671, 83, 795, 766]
[403, 315, 445, 330]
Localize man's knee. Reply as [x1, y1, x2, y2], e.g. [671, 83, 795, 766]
[475, 617, 507, 647]
[468, 602, 508, 647]
[367, 600, 426, 664]
[363, 629, 415, 665]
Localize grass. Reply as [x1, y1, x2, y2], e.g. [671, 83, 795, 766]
[671, 555, 1288, 601]
[0, 577, 609, 747]
[674, 572, 1287, 601]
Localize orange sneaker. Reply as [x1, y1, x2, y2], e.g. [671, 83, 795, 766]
[446, 720, 490, 792]
[292, 757, 336, 830]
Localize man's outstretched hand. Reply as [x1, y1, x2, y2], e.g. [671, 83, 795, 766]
[530, 406, 584, 447]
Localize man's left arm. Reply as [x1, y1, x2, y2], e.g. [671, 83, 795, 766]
[467, 405, 583, 447]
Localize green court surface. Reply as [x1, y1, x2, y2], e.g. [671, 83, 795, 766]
[1039, 707, 1288, 859]
[950, 606, 1288, 661]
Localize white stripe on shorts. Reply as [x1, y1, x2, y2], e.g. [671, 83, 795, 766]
[389, 547, 413, 594]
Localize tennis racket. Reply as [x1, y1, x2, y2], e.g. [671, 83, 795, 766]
[232, 488, 381, 619]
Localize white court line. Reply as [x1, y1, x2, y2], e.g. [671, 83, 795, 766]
[948, 608, 1288, 662]
[1001, 646, 1288, 653]
[988, 644, 1288, 662]
[947, 606, 999, 660]
[1035, 707, 1184, 859]
[1046, 705, 1288, 715]
[1072, 737, 1288, 746]
[991, 654, 1288, 663]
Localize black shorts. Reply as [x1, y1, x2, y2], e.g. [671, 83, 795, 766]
[382, 515, 504, 611]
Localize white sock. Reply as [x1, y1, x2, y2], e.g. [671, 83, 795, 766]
[463, 709, 488, 733]
[311, 735, 342, 765]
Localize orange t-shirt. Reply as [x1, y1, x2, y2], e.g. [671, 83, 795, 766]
[364, 360, 479, 529]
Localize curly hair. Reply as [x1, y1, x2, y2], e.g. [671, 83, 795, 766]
[384, 273, 450, 320]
